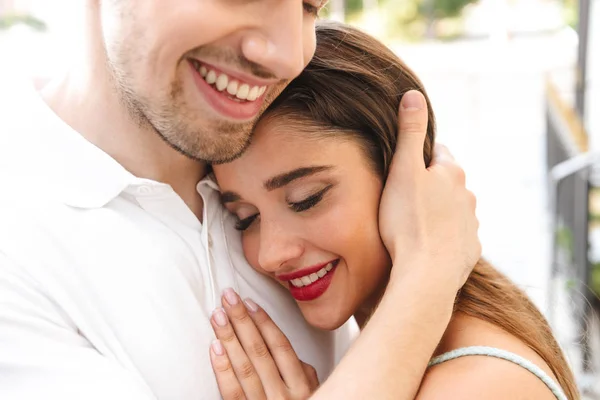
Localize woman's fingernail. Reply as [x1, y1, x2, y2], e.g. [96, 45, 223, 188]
[212, 308, 228, 327]
[212, 339, 224, 356]
[401, 90, 424, 110]
[223, 288, 239, 305]
[244, 298, 259, 313]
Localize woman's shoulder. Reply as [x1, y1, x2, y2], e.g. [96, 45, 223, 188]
[416, 313, 562, 400]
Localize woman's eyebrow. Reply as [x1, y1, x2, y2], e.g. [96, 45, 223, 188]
[263, 166, 333, 191]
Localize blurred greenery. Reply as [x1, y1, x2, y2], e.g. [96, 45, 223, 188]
[561, 0, 577, 29]
[322, 0, 478, 41]
[555, 225, 574, 260]
[323, 0, 575, 41]
[0, 13, 47, 31]
[328, 0, 476, 19]
[592, 262, 600, 297]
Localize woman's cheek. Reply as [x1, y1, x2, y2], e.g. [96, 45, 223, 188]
[242, 232, 262, 272]
[309, 203, 362, 251]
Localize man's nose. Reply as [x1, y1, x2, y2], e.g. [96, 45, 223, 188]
[241, 2, 314, 80]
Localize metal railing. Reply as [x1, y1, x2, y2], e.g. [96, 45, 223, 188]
[546, 78, 597, 374]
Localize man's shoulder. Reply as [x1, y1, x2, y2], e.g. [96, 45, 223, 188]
[0, 63, 35, 108]
[0, 172, 72, 255]
[0, 68, 48, 173]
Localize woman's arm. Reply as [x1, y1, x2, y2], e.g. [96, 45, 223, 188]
[312, 266, 456, 400]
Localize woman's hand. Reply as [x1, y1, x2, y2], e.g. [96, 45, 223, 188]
[379, 90, 481, 290]
[209, 288, 319, 400]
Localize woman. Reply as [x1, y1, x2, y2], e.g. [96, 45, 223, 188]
[210, 21, 578, 399]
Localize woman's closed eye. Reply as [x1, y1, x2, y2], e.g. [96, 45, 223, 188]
[235, 213, 259, 231]
[233, 185, 333, 231]
[288, 184, 333, 212]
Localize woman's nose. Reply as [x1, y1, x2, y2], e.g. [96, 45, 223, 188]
[257, 219, 304, 273]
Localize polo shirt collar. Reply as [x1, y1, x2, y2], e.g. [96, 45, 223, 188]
[0, 75, 136, 209]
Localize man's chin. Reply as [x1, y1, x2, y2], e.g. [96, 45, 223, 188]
[196, 134, 252, 165]
[206, 148, 247, 165]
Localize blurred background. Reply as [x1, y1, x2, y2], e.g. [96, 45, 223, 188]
[0, 0, 597, 396]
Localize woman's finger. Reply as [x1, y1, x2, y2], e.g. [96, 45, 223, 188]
[209, 340, 247, 400]
[211, 307, 266, 399]
[394, 90, 429, 172]
[300, 361, 320, 391]
[431, 142, 455, 165]
[221, 289, 285, 398]
[243, 298, 311, 393]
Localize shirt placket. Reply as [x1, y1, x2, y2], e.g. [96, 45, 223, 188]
[126, 182, 215, 310]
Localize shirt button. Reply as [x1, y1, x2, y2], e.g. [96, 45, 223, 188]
[208, 234, 214, 247]
[137, 186, 152, 195]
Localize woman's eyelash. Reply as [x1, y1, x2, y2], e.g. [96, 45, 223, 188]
[235, 214, 258, 231]
[234, 185, 333, 230]
[289, 185, 333, 212]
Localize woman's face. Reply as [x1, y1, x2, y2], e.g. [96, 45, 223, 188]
[213, 116, 391, 330]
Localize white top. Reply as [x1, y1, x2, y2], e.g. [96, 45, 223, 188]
[429, 346, 568, 400]
[0, 71, 354, 400]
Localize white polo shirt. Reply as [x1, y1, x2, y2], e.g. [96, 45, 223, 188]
[0, 72, 353, 399]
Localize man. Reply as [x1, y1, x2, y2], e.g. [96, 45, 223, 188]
[0, 1, 479, 399]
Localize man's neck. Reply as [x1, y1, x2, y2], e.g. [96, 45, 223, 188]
[39, 65, 208, 220]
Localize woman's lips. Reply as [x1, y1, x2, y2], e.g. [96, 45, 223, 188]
[276, 259, 337, 281]
[284, 260, 339, 302]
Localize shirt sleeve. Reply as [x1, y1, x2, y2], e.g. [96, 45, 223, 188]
[0, 252, 157, 400]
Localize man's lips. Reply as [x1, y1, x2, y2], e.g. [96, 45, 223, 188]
[192, 59, 278, 88]
[189, 61, 266, 120]
[276, 259, 339, 282]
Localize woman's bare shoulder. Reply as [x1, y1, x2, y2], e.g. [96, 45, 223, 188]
[415, 313, 561, 400]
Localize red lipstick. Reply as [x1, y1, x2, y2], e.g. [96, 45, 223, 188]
[278, 260, 339, 302]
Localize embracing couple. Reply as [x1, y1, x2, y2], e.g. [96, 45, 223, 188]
[0, 1, 577, 399]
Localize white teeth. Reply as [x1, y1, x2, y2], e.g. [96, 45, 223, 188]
[227, 80, 239, 95]
[301, 276, 312, 286]
[199, 66, 208, 77]
[291, 278, 303, 287]
[216, 73, 228, 91]
[289, 262, 336, 288]
[247, 86, 259, 101]
[236, 83, 250, 100]
[194, 62, 268, 102]
[205, 70, 217, 85]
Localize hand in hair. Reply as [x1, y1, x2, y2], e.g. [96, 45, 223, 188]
[378, 90, 480, 291]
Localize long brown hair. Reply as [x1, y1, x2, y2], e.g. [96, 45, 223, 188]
[263, 20, 579, 399]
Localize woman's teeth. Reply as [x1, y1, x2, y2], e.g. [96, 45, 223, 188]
[192, 60, 266, 102]
[290, 263, 334, 288]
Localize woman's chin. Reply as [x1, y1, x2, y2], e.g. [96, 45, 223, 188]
[300, 308, 352, 331]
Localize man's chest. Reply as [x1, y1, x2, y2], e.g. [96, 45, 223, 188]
[0, 197, 339, 399]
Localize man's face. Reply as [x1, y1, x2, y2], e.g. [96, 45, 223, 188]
[99, 0, 323, 163]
